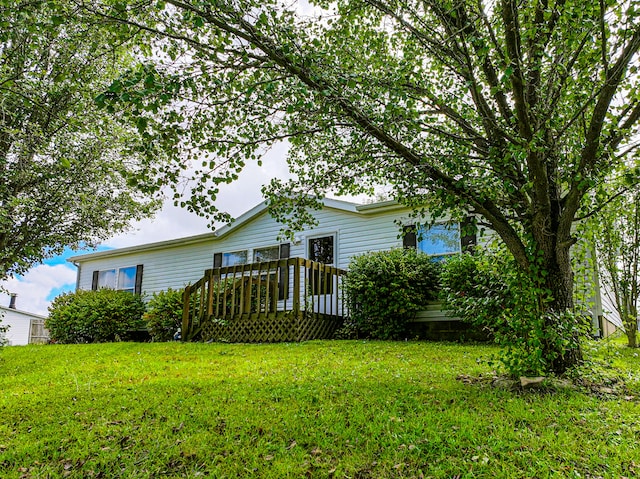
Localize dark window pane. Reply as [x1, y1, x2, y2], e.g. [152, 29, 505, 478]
[253, 246, 280, 262]
[308, 236, 334, 264]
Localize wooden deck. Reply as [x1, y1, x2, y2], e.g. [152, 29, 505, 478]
[182, 258, 346, 342]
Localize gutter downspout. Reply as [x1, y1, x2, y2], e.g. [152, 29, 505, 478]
[71, 261, 81, 291]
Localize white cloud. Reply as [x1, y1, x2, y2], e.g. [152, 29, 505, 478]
[107, 144, 292, 248]
[0, 264, 77, 316]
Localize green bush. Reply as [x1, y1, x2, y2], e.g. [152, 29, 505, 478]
[343, 248, 440, 339]
[144, 289, 183, 342]
[439, 251, 512, 328]
[440, 248, 588, 377]
[46, 289, 146, 343]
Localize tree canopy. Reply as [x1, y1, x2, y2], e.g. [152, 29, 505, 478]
[0, 1, 162, 280]
[84, 0, 640, 373]
[588, 186, 640, 348]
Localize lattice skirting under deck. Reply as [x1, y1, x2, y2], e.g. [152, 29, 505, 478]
[199, 312, 343, 343]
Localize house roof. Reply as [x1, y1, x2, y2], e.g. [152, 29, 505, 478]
[0, 305, 47, 320]
[68, 197, 404, 263]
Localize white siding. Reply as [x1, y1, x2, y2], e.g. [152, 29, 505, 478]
[75, 205, 419, 298]
[0, 307, 46, 346]
[77, 241, 216, 297]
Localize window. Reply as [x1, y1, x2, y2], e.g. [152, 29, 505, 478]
[308, 235, 335, 295]
[92, 265, 142, 294]
[308, 235, 335, 265]
[417, 223, 461, 258]
[254, 246, 280, 263]
[213, 244, 291, 300]
[97, 269, 116, 289]
[117, 267, 137, 293]
[222, 250, 248, 267]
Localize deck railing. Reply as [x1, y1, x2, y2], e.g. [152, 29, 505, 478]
[182, 258, 346, 341]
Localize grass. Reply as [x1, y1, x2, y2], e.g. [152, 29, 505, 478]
[1, 339, 639, 478]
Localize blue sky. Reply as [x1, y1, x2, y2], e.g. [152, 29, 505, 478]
[43, 246, 113, 301]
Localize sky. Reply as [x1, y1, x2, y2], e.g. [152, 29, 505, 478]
[0, 145, 294, 316]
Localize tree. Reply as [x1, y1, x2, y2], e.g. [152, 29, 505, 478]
[0, 314, 7, 347]
[84, 0, 640, 373]
[589, 190, 640, 348]
[0, 0, 161, 280]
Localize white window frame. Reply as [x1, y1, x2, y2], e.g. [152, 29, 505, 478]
[97, 266, 137, 292]
[306, 233, 337, 296]
[306, 233, 337, 266]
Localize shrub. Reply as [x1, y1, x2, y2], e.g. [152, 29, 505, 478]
[46, 289, 146, 343]
[144, 289, 184, 342]
[439, 251, 512, 328]
[343, 248, 440, 339]
[440, 248, 589, 377]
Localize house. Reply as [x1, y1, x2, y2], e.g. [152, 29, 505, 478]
[0, 295, 49, 346]
[68, 198, 472, 292]
[68, 198, 476, 340]
[67, 198, 607, 341]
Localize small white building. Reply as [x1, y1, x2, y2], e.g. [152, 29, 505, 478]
[0, 297, 49, 346]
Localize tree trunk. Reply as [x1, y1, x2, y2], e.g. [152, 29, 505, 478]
[623, 311, 638, 348]
[626, 327, 638, 348]
[534, 222, 583, 375]
[539, 260, 582, 374]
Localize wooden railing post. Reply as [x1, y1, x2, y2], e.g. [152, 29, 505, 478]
[182, 284, 192, 341]
[293, 258, 301, 317]
[205, 269, 214, 318]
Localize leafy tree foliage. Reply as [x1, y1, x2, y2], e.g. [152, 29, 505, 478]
[588, 191, 640, 348]
[0, 314, 7, 347]
[84, 0, 640, 373]
[0, 1, 161, 280]
[46, 289, 146, 343]
[440, 248, 589, 376]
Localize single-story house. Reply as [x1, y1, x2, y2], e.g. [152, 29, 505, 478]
[0, 295, 49, 346]
[67, 198, 608, 341]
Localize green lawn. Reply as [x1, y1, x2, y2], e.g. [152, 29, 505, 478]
[1, 340, 639, 478]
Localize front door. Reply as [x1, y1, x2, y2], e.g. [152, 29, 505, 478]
[307, 234, 338, 314]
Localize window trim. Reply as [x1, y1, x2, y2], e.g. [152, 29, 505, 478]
[306, 232, 337, 266]
[91, 265, 143, 294]
[253, 245, 281, 263]
[117, 266, 138, 294]
[306, 233, 337, 296]
[221, 250, 248, 267]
